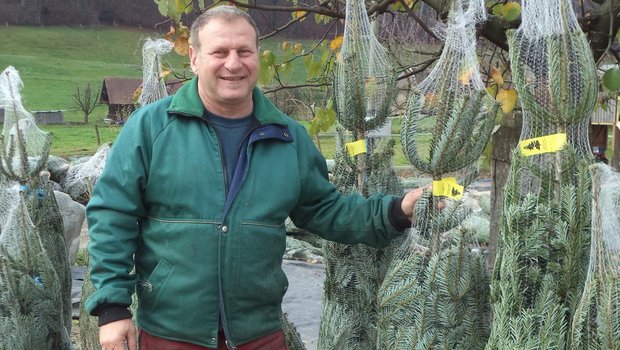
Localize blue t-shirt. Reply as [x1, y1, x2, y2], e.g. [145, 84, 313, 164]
[204, 110, 255, 186]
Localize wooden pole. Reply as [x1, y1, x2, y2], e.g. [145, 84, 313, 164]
[95, 125, 100, 146]
[612, 95, 620, 171]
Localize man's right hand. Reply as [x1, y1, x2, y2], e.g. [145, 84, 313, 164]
[99, 318, 137, 350]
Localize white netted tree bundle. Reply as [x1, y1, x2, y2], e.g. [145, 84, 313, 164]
[334, 0, 396, 131]
[376, 179, 491, 350]
[139, 38, 174, 106]
[0, 67, 52, 183]
[377, 0, 494, 347]
[570, 163, 620, 348]
[62, 143, 110, 202]
[488, 1, 598, 348]
[318, 1, 403, 348]
[319, 129, 403, 350]
[0, 185, 72, 350]
[400, 0, 497, 179]
[508, 0, 596, 147]
[373, 1, 494, 348]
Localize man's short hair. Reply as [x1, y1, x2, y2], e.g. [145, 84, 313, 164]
[190, 5, 260, 50]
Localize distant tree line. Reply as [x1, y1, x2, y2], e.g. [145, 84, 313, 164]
[0, 0, 340, 39]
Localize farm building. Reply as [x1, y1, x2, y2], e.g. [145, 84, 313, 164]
[99, 77, 184, 122]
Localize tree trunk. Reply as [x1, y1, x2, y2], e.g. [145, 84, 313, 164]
[487, 111, 522, 273]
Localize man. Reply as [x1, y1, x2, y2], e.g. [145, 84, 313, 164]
[86, 5, 423, 350]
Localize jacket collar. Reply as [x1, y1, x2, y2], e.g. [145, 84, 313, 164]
[167, 77, 289, 126]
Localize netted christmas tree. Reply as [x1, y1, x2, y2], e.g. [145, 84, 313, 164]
[0, 66, 73, 350]
[487, 0, 598, 348]
[318, 0, 400, 348]
[138, 38, 174, 106]
[375, 1, 496, 348]
[570, 163, 620, 349]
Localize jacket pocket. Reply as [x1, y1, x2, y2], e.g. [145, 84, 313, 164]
[236, 222, 288, 305]
[136, 258, 174, 309]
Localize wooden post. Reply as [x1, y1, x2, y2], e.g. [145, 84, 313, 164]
[612, 95, 620, 171]
[95, 125, 100, 146]
[612, 122, 620, 170]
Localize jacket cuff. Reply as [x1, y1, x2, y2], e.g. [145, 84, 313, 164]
[92, 304, 133, 326]
[388, 197, 412, 231]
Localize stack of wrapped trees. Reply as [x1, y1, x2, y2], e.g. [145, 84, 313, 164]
[0, 66, 73, 350]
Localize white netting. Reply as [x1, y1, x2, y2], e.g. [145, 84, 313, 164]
[520, 0, 581, 38]
[400, 0, 496, 179]
[0, 66, 52, 182]
[375, 1, 494, 348]
[318, 2, 402, 348]
[0, 181, 21, 242]
[0, 191, 72, 349]
[378, 2, 442, 47]
[571, 163, 620, 348]
[334, 0, 396, 131]
[509, 0, 596, 144]
[139, 38, 174, 106]
[62, 143, 111, 202]
[488, 0, 598, 348]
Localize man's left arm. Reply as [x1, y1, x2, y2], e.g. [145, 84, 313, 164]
[288, 127, 422, 247]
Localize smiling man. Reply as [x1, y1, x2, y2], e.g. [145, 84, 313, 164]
[85, 5, 423, 350]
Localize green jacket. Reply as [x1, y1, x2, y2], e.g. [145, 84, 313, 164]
[86, 77, 402, 348]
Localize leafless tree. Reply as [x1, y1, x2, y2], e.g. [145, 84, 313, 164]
[73, 83, 100, 124]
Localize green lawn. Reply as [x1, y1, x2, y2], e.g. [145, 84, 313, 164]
[0, 25, 188, 156]
[0, 26, 187, 114]
[0, 25, 418, 165]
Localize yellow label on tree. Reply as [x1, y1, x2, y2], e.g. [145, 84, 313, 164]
[432, 177, 464, 200]
[346, 139, 367, 156]
[519, 133, 567, 156]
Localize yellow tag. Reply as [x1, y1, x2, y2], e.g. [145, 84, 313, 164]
[346, 139, 367, 156]
[432, 177, 464, 200]
[519, 133, 567, 156]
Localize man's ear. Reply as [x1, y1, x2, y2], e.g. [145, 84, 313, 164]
[188, 46, 198, 74]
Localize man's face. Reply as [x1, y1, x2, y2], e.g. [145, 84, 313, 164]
[189, 17, 259, 115]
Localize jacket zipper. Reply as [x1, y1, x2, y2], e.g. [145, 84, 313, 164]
[210, 121, 260, 350]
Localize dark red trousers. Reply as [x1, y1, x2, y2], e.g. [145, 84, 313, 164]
[138, 329, 288, 350]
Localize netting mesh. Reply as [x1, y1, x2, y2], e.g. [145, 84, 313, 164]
[375, 1, 494, 348]
[488, 0, 598, 348]
[334, 0, 396, 130]
[400, 0, 496, 179]
[318, 1, 402, 348]
[0, 66, 52, 182]
[570, 163, 620, 348]
[0, 181, 20, 241]
[139, 38, 174, 106]
[0, 66, 72, 349]
[62, 143, 111, 202]
[378, 2, 442, 47]
[509, 0, 596, 147]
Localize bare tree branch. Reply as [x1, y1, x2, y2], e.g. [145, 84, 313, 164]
[211, 0, 343, 19]
[73, 83, 100, 124]
[263, 82, 330, 94]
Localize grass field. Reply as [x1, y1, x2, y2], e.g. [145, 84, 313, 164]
[0, 25, 416, 165]
[0, 25, 180, 156]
